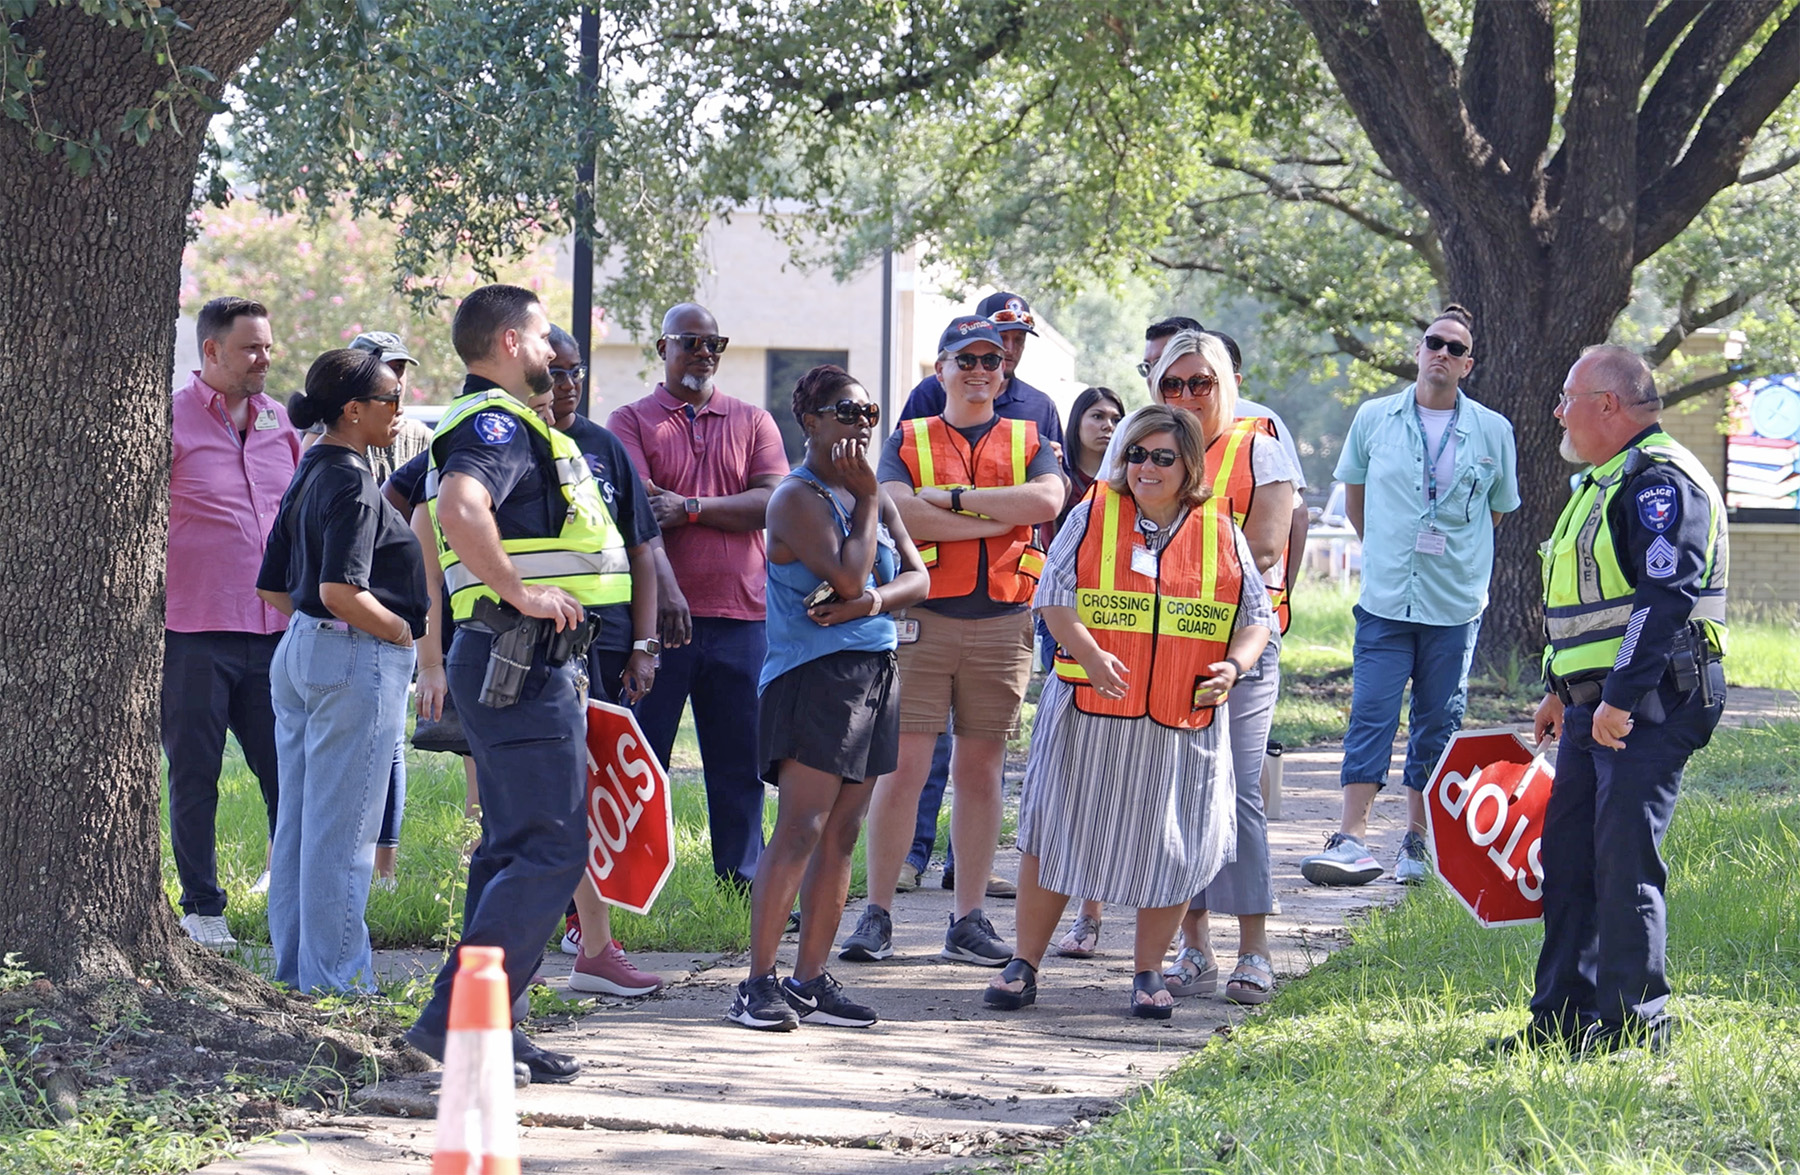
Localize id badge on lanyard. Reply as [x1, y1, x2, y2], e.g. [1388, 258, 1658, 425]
[1415, 399, 1457, 557]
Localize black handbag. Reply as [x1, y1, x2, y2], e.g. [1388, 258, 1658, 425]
[411, 688, 470, 755]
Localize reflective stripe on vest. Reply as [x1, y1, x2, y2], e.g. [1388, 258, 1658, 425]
[1540, 431, 1729, 678]
[1207, 416, 1292, 635]
[897, 415, 1044, 604]
[426, 391, 631, 620]
[1053, 483, 1242, 730]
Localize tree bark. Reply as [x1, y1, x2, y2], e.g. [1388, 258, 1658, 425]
[0, 1, 290, 988]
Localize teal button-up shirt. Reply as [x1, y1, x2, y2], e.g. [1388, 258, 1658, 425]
[1334, 386, 1521, 626]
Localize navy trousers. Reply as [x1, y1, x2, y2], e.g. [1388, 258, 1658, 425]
[162, 629, 283, 916]
[636, 617, 766, 886]
[414, 628, 589, 1041]
[906, 731, 956, 874]
[1530, 668, 1724, 1035]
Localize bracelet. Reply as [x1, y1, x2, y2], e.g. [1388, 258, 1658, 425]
[868, 587, 884, 617]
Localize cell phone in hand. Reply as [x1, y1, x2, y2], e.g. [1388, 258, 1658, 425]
[804, 582, 840, 609]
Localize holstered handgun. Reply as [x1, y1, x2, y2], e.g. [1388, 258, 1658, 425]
[473, 597, 544, 708]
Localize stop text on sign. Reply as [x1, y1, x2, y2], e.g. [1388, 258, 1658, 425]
[1436, 760, 1546, 901]
[586, 732, 658, 880]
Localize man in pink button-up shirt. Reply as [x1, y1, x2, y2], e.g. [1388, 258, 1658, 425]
[164, 297, 300, 951]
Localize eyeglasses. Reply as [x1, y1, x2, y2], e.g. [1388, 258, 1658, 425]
[357, 393, 402, 405]
[1556, 389, 1613, 409]
[1125, 445, 1179, 468]
[1135, 360, 1152, 377]
[549, 365, 588, 384]
[665, 334, 729, 356]
[987, 307, 1035, 331]
[1422, 334, 1470, 358]
[812, 399, 880, 426]
[1158, 374, 1217, 400]
[952, 352, 1004, 371]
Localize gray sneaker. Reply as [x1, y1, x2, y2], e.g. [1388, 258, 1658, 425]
[838, 904, 893, 962]
[1299, 833, 1384, 886]
[1394, 830, 1431, 885]
[942, 908, 1010, 966]
[180, 913, 238, 951]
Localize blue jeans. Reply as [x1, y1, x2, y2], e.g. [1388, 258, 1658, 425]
[636, 617, 767, 886]
[1340, 605, 1480, 793]
[377, 740, 406, 848]
[268, 620, 414, 993]
[906, 730, 955, 874]
[415, 626, 591, 1040]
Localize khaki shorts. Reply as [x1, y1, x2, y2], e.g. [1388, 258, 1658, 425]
[895, 609, 1034, 740]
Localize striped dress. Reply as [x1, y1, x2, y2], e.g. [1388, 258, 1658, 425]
[1016, 499, 1273, 908]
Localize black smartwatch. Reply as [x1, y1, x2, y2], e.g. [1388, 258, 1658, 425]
[950, 488, 964, 514]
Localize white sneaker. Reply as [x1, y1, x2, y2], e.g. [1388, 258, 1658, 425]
[371, 875, 398, 893]
[248, 870, 271, 896]
[180, 913, 238, 951]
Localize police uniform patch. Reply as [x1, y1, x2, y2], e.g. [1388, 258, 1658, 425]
[474, 411, 518, 446]
[1646, 535, 1677, 579]
[1636, 483, 1677, 533]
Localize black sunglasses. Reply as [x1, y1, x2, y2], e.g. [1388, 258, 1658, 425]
[357, 393, 402, 404]
[813, 399, 880, 426]
[1125, 444, 1178, 468]
[952, 352, 1004, 371]
[666, 333, 730, 356]
[549, 364, 588, 383]
[1423, 334, 1470, 358]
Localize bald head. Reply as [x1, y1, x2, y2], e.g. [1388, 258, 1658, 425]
[1557, 345, 1663, 466]
[661, 302, 717, 337]
[1579, 344, 1660, 414]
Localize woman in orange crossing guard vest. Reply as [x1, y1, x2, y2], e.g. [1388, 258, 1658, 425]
[1061, 330, 1300, 1005]
[982, 405, 1271, 1021]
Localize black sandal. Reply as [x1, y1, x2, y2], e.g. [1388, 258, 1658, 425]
[1131, 969, 1174, 1020]
[983, 957, 1038, 1011]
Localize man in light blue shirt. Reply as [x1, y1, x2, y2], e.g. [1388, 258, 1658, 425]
[1301, 305, 1521, 887]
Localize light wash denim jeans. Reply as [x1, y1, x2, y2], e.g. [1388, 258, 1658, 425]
[269, 618, 414, 993]
[1340, 605, 1481, 793]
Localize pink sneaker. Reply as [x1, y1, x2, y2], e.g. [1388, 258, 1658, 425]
[568, 940, 663, 997]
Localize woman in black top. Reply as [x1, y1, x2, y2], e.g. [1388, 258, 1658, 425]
[256, 349, 428, 993]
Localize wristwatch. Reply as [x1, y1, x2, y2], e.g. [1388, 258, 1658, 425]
[684, 496, 702, 523]
[1224, 656, 1247, 682]
[632, 638, 662, 656]
[950, 488, 964, 514]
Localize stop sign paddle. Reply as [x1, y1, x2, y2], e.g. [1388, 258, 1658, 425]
[584, 699, 676, 915]
[1423, 728, 1555, 928]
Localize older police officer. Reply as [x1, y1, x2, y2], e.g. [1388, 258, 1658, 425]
[403, 285, 631, 1083]
[1517, 345, 1728, 1055]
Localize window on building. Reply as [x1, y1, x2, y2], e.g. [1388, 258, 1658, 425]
[767, 349, 850, 464]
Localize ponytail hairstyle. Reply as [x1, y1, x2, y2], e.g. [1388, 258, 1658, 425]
[287, 349, 391, 430]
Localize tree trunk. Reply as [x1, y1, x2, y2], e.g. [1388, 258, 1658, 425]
[0, 2, 290, 988]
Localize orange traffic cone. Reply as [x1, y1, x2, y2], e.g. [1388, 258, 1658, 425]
[431, 945, 520, 1175]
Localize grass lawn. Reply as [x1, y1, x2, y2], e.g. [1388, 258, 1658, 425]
[1026, 720, 1800, 1175]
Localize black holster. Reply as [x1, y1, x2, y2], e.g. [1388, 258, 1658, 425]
[472, 597, 596, 708]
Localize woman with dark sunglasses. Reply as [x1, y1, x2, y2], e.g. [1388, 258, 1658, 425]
[729, 366, 930, 1031]
[987, 405, 1270, 1019]
[255, 349, 429, 993]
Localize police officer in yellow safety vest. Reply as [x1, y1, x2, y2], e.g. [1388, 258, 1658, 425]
[1511, 345, 1728, 1057]
[404, 285, 631, 1085]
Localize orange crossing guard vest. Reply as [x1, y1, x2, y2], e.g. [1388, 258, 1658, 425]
[897, 415, 1046, 604]
[1053, 482, 1244, 730]
[1206, 416, 1292, 635]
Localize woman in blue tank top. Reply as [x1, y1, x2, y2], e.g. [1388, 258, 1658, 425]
[728, 366, 929, 1032]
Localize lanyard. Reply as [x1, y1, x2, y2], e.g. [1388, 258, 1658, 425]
[1414, 397, 1458, 523]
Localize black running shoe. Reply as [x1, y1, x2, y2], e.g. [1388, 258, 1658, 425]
[838, 904, 894, 961]
[781, 971, 878, 1028]
[728, 973, 799, 1031]
[942, 908, 1010, 966]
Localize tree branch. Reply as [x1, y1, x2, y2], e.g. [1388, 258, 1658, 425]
[1642, 0, 1711, 82]
[1636, 3, 1800, 262]
[1661, 365, 1749, 407]
[1642, 284, 1758, 368]
[1462, 0, 1554, 176]
[1738, 149, 1800, 185]
[1636, 0, 1783, 188]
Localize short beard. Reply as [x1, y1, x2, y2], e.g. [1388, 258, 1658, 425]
[680, 371, 712, 395]
[524, 363, 552, 397]
[1559, 431, 1584, 465]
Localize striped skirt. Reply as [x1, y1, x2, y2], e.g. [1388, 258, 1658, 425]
[1016, 676, 1236, 909]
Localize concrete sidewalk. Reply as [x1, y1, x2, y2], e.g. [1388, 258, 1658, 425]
[203, 739, 1436, 1175]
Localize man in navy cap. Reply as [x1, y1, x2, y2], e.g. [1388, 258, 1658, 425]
[896, 292, 1065, 901]
[840, 315, 1063, 966]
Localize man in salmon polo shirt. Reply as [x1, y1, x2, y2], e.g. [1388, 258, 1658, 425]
[165, 296, 301, 951]
[608, 303, 788, 889]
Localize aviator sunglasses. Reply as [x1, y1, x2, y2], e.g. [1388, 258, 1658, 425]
[1422, 334, 1470, 357]
[1125, 444, 1179, 468]
[814, 399, 880, 426]
[953, 352, 1004, 371]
